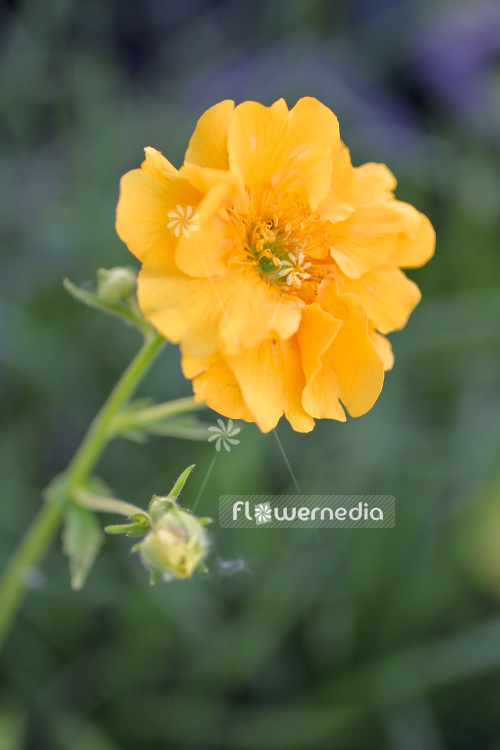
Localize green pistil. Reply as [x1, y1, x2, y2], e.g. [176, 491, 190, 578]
[258, 255, 279, 275]
[253, 236, 292, 282]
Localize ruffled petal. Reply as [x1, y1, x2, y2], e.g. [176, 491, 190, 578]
[317, 142, 359, 224]
[224, 338, 285, 433]
[298, 302, 345, 421]
[116, 147, 201, 262]
[182, 351, 254, 422]
[280, 337, 315, 432]
[184, 100, 235, 170]
[138, 263, 303, 358]
[175, 165, 247, 277]
[391, 212, 436, 268]
[328, 205, 401, 277]
[228, 97, 340, 210]
[369, 328, 394, 371]
[328, 162, 424, 277]
[341, 267, 421, 334]
[316, 284, 385, 417]
[355, 162, 397, 202]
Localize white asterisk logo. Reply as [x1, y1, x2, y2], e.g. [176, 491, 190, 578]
[277, 251, 311, 287]
[167, 204, 200, 238]
[207, 418, 241, 452]
[255, 503, 272, 524]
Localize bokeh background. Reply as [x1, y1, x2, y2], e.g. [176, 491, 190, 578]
[1, 0, 500, 747]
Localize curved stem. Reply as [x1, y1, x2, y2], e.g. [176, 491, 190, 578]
[66, 332, 165, 487]
[0, 503, 62, 647]
[0, 332, 165, 652]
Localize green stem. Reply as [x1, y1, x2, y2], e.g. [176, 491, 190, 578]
[0, 332, 165, 651]
[110, 395, 205, 434]
[0, 503, 63, 647]
[66, 332, 165, 487]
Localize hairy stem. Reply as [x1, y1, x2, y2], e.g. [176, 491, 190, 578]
[0, 332, 165, 652]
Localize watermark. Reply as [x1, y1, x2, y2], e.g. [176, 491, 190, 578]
[219, 495, 395, 528]
[167, 204, 200, 237]
[207, 418, 241, 452]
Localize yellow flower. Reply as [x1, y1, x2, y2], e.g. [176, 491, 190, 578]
[116, 98, 434, 433]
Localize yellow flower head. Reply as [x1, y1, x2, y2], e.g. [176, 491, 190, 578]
[116, 98, 435, 433]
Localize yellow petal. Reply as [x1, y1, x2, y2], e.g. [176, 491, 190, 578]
[391, 212, 436, 268]
[142, 146, 178, 181]
[341, 267, 421, 334]
[316, 284, 385, 417]
[116, 147, 201, 262]
[280, 337, 315, 432]
[298, 302, 345, 421]
[328, 204, 402, 277]
[355, 162, 397, 202]
[184, 100, 235, 170]
[228, 97, 340, 210]
[328, 161, 430, 276]
[182, 351, 254, 422]
[369, 328, 394, 371]
[317, 142, 359, 223]
[175, 166, 247, 277]
[179, 162, 246, 208]
[138, 264, 302, 357]
[224, 338, 285, 433]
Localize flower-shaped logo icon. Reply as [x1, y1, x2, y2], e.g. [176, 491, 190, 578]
[167, 204, 200, 238]
[207, 418, 241, 452]
[276, 251, 311, 287]
[254, 503, 272, 524]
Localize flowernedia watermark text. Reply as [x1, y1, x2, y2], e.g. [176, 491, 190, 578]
[219, 495, 395, 528]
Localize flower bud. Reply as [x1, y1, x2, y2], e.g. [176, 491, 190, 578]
[97, 266, 137, 304]
[138, 505, 210, 581]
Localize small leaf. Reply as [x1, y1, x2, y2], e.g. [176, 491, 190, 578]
[169, 465, 195, 500]
[129, 513, 150, 528]
[104, 521, 149, 538]
[62, 506, 104, 590]
[105, 523, 137, 535]
[121, 430, 148, 443]
[142, 418, 211, 441]
[126, 527, 149, 538]
[199, 517, 213, 525]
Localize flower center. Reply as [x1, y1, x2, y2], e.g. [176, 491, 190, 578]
[227, 188, 335, 296]
[247, 217, 314, 290]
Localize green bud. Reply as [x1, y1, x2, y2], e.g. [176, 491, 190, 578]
[138, 504, 210, 582]
[97, 267, 137, 304]
[149, 495, 176, 521]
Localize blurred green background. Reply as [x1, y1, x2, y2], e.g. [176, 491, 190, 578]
[1, 0, 500, 747]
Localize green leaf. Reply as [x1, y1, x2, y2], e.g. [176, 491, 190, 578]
[104, 523, 137, 535]
[104, 522, 148, 537]
[62, 506, 104, 590]
[120, 430, 148, 443]
[141, 418, 212, 441]
[129, 513, 150, 528]
[169, 465, 196, 499]
[125, 526, 149, 538]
